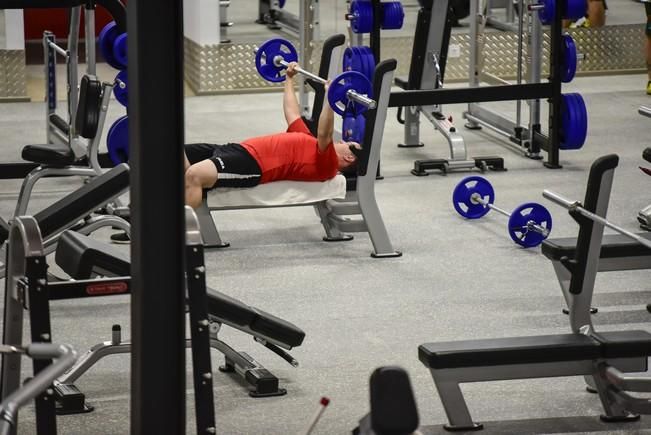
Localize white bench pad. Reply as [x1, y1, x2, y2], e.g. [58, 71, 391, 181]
[206, 175, 347, 209]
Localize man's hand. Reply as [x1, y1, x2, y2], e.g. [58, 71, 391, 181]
[286, 62, 299, 79]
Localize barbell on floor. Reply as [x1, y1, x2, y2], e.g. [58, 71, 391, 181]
[255, 38, 376, 116]
[452, 176, 553, 248]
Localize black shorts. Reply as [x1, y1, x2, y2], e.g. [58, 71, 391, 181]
[185, 143, 261, 188]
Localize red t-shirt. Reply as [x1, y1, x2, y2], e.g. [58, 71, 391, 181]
[240, 118, 339, 183]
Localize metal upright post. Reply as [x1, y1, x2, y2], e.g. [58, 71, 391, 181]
[545, 0, 562, 168]
[67, 7, 80, 135]
[128, 0, 187, 433]
[299, 0, 315, 116]
[527, 3, 542, 156]
[84, 3, 96, 75]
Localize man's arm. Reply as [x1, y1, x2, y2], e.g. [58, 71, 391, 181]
[283, 62, 301, 126]
[316, 82, 334, 153]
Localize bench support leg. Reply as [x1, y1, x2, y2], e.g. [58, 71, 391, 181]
[314, 203, 353, 242]
[431, 371, 483, 431]
[356, 178, 401, 258]
[196, 202, 230, 248]
[591, 367, 641, 423]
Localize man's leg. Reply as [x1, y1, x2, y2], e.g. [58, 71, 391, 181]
[185, 160, 219, 209]
[587, 0, 605, 27]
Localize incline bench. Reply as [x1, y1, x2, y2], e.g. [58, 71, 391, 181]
[53, 229, 305, 406]
[197, 44, 401, 258]
[0, 164, 130, 278]
[418, 155, 651, 430]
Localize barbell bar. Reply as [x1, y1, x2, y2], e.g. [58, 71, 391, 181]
[543, 189, 651, 249]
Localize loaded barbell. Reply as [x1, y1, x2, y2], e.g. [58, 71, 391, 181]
[255, 38, 376, 116]
[529, 0, 587, 25]
[452, 176, 553, 248]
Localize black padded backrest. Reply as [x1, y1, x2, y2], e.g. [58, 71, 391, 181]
[568, 155, 619, 294]
[75, 75, 102, 139]
[369, 366, 419, 433]
[302, 34, 346, 136]
[34, 164, 130, 239]
[357, 59, 397, 176]
[406, 7, 431, 89]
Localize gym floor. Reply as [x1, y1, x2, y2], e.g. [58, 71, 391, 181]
[0, 68, 649, 433]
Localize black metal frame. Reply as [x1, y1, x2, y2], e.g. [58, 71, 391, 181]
[127, 0, 187, 431]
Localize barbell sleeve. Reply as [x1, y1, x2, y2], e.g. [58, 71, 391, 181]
[274, 56, 377, 110]
[543, 189, 651, 249]
[639, 106, 651, 119]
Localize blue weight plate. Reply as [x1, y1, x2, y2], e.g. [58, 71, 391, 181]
[358, 46, 374, 83]
[351, 46, 363, 75]
[565, 0, 587, 20]
[560, 93, 587, 150]
[278, 0, 286, 8]
[113, 33, 128, 70]
[561, 34, 577, 83]
[350, 0, 373, 33]
[98, 21, 123, 70]
[342, 113, 357, 141]
[381, 2, 405, 30]
[507, 202, 552, 248]
[570, 93, 588, 148]
[452, 176, 494, 219]
[327, 70, 373, 116]
[538, 0, 554, 24]
[107, 115, 129, 165]
[113, 70, 128, 107]
[353, 113, 366, 144]
[255, 38, 298, 83]
[343, 47, 354, 72]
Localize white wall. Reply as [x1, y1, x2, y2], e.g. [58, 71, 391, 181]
[183, 0, 221, 45]
[1, 10, 25, 50]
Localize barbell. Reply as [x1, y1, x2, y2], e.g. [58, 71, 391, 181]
[453, 176, 553, 248]
[255, 38, 376, 116]
[543, 189, 651, 249]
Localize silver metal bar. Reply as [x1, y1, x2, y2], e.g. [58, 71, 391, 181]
[543, 189, 651, 249]
[639, 106, 651, 118]
[84, 7, 96, 75]
[47, 41, 68, 58]
[275, 57, 376, 109]
[472, 193, 511, 217]
[515, 0, 524, 127]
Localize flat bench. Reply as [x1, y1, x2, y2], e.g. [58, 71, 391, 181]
[55, 230, 305, 395]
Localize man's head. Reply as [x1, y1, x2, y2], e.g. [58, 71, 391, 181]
[334, 141, 361, 173]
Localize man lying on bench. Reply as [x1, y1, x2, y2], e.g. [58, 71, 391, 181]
[183, 62, 361, 208]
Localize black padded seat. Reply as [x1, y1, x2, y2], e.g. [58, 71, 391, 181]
[419, 334, 601, 369]
[542, 234, 651, 261]
[49, 114, 70, 136]
[56, 230, 129, 279]
[250, 308, 305, 347]
[594, 330, 651, 359]
[54, 230, 306, 348]
[394, 76, 409, 90]
[22, 143, 75, 166]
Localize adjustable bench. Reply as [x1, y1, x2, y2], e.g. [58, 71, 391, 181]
[0, 164, 131, 278]
[52, 229, 305, 404]
[197, 47, 401, 258]
[418, 155, 651, 430]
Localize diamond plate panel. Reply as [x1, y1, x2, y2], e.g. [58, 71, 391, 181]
[183, 23, 645, 94]
[3, 50, 27, 98]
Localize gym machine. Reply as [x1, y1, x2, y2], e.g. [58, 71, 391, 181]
[0, 343, 76, 435]
[389, 0, 587, 171]
[1, 209, 217, 433]
[395, 0, 504, 174]
[636, 105, 651, 230]
[464, 0, 583, 164]
[256, 0, 319, 116]
[418, 154, 651, 430]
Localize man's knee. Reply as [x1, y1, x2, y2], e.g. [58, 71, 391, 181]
[185, 166, 204, 188]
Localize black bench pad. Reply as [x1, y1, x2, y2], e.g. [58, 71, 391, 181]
[542, 234, 651, 261]
[594, 330, 651, 359]
[419, 334, 600, 369]
[22, 143, 75, 166]
[55, 230, 305, 348]
[56, 230, 129, 279]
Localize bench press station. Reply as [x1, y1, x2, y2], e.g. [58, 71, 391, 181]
[418, 155, 651, 430]
[197, 39, 401, 258]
